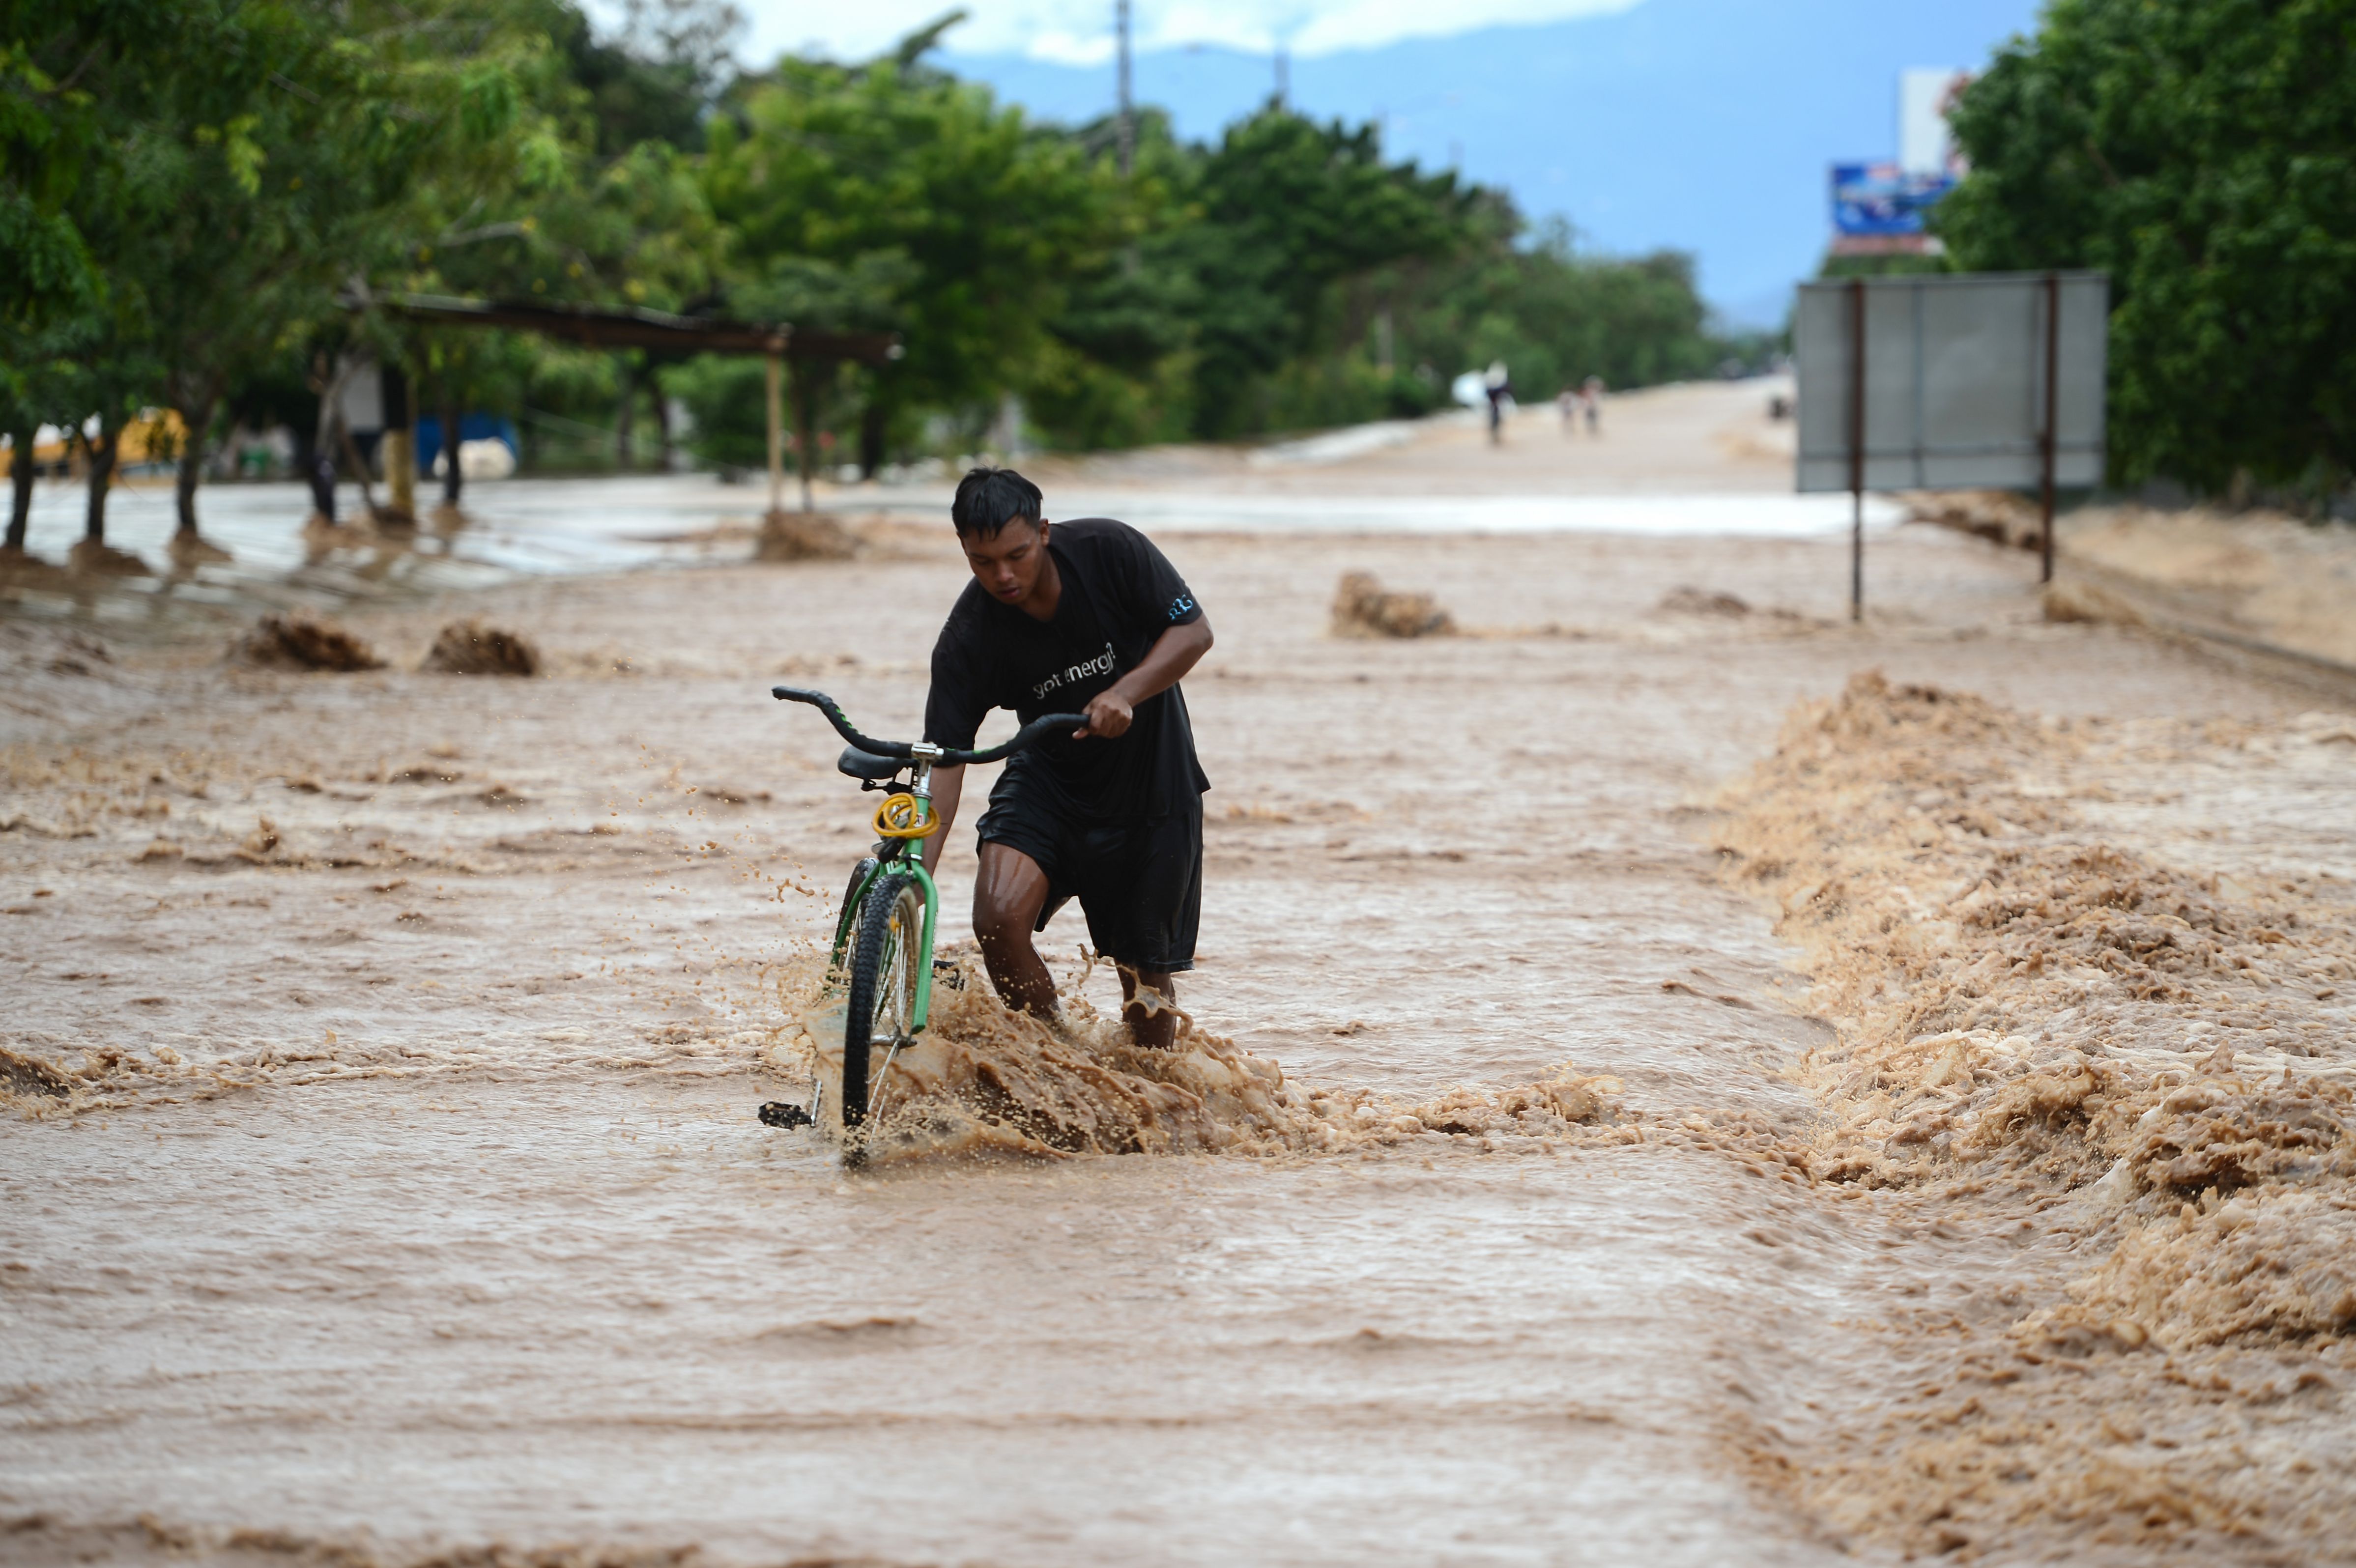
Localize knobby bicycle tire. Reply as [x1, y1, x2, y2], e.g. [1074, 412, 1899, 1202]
[841, 871, 922, 1137]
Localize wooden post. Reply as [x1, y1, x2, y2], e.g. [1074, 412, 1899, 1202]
[793, 357, 816, 513]
[2040, 271, 2060, 584]
[764, 349, 784, 515]
[384, 365, 417, 520]
[1848, 276, 1866, 622]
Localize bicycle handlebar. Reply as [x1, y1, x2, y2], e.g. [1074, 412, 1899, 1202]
[772, 686, 1089, 767]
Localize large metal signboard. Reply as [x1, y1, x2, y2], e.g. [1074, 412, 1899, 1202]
[1795, 269, 2108, 611]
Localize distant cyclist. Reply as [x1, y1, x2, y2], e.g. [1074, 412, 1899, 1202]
[919, 468, 1214, 1049]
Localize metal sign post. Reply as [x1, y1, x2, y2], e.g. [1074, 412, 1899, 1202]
[1848, 277, 1865, 620]
[2040, 270, 2060, 584]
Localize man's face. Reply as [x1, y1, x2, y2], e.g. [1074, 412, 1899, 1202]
[961, 516, 1050, 605]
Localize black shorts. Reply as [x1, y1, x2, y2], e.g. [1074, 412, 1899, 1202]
[975, 781, 1202, 973]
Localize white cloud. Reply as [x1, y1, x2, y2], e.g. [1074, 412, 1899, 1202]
[737, 0, 1644, 65]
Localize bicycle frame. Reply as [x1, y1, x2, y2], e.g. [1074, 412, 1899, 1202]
[827, 745, 946, 1035]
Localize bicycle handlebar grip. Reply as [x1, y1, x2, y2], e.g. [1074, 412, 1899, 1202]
[771, 686, 912, 759]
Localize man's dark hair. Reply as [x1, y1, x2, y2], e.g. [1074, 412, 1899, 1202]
[951, 466, 1043, 538]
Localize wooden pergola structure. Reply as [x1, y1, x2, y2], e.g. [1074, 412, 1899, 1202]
[372, 292, 902, 512]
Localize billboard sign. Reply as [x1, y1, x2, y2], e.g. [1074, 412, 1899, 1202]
[1793, 270, 2108, 495]
[1831, 161, 1956, 237]
[1899, 67, 1973, 175]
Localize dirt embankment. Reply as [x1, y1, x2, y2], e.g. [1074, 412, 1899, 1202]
[1715, 673, 2356, 1561]
[1915, 492, 2356, 673]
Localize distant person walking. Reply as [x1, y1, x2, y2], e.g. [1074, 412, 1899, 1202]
[1581, 375, 1605, 435]
[1556, 387, 1577, 437]
[1484, 361, 1512, 446]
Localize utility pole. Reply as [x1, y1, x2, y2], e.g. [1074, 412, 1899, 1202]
[1116, 0, 1133, 175]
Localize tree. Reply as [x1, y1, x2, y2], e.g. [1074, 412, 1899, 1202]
[702, 27, 1118, 463]
[1162, 107, 1467, 437]
[1937, 0, 2356, 495]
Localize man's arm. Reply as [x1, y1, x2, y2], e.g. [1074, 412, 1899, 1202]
[921, 763, 964, 875]
[1078, 616, 1214, 739]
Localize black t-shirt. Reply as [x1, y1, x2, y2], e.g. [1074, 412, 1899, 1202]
[924, 518, 1209, 822]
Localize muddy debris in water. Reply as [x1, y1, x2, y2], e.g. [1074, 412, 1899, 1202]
[1907, 487, 2045, 551]
[784, 957, 1618, 1164]
[1, 1044, 71, 1099]
[423, 619, 541, 677]
[1330, 570, 1455, 638]
[2041, 576, 2146, 627]
[234, 611, 386, 672]
[1656, 585, 1753, 618]
[755, 509, 858, 562]
[1713, 670, 2356, 1559]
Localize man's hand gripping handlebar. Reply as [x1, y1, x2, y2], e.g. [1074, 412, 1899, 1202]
[771, 686, 1089, 765]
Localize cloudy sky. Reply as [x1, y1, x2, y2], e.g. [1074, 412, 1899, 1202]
[739, 0, 1645, 65]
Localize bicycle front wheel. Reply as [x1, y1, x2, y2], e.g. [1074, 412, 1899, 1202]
[842, 871, 924, 1132]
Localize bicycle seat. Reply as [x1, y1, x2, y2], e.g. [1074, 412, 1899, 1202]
[837, 745, 903, 782]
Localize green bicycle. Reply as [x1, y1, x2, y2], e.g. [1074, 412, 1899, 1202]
[759, 686, 1085, 1145]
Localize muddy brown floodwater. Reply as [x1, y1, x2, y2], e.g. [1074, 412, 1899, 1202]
[5, 459, 2356, 1565]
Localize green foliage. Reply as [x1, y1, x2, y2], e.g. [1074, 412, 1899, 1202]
[704, 43, 1114, 425]
[1025, 112, 1724, 449]
[661, 353, 768, 469]
[7, 0, 1739, 490]
[1938, 0, 2356, 493]
[1166, 108, 1467, 435]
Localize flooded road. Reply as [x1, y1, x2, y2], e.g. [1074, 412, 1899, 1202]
[7, 392, 2355, 1564]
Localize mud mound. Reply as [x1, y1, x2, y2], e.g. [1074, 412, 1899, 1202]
[0, 545, 73, 591]
[1331, 571, 1454, 638]
[796, 961, 1616, 1163]
[423, 620, 540, 677]
[755, 510, 857, 562]
[1657, 585, 1751, 617]
[1716, 669, 2356, 1556]
[67, 539, 151, 577]
[235, 611, 385, 672]
[166, 530, 233, 570]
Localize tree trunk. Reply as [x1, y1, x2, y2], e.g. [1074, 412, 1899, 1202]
[336, 417, 380, 517]
[175, 387, 218, 538]
[859, 399, 886, 480]
[441, 391, 463, 506]
[6, 424, 33, 551]
[85, 419, 117, 543]
[652, 388, 673, 470]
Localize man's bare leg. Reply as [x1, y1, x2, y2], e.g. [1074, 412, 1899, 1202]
[1119, 966, 1179, 1050]
[973, 841, 1058, 1021]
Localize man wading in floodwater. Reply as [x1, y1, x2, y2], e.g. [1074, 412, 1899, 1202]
[919, 468, 1215, 1049]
